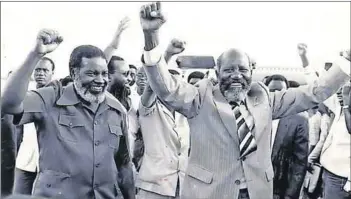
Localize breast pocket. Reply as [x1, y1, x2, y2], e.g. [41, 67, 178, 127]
[58, 114, 85, 143]
[108, 124, 123, 149]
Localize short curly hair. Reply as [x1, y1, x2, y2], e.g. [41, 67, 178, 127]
[69, 45, 107, 76]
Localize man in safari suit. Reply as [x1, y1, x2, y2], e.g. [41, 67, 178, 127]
[138, 2, 350, 199]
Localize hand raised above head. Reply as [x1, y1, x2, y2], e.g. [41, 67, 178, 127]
[140, 2, 166, 32]
[35, 29, 63, 55]
[297, 43, 307, 56]
[166, 38, 186, 55]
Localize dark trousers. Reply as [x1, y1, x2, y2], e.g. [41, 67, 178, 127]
[238, 189, 250, 199]
[322, 169, 351, 199]
[1, 114, 17, 197]
[13, 169, 37, 195]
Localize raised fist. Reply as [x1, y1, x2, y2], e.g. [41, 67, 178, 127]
[166, 39, 186, 55]
[297, 43, 307, 56]
[35, 29, 63, 55]
[140, 2, 166, 32]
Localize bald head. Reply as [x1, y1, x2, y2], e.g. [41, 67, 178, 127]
[217, 49, 252, 71]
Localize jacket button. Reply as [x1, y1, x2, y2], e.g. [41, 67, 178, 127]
[235, 180, 241, 185]
[94, 141, 100, 146]
[46, 184, 51, 188]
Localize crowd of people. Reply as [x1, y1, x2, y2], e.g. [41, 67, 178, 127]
[1, 2, 350, 199]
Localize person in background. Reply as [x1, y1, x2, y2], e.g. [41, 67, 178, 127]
[320, 83, 351, 199]
[298, 43, 351, 199]
[187, 71, 205, 85]
[288, 80, 300, 88]
[1, 29, 135, 199]
[136, 37, 189, 199]
[14, 57, 55, 195]
[139, 3, 350, 199]
[128, 64, 137, 87]
[266, 75, 309, 199]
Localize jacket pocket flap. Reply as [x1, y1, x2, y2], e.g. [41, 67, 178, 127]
[109, 124, 123, 136]
[59, 115, 84, 127]
[43, 170, 71, 178]
[187, 164, 213, 184]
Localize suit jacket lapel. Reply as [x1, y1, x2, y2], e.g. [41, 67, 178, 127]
[271, 117, 289, 160]
[212, 86, 239, 145]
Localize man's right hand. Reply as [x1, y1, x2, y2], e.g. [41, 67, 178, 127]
[35, 29, 63, 55]
[140, 2, 166, 32]
[297, 43, 307, 56]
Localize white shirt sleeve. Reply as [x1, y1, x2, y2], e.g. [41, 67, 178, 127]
[144, 46, 163, 65]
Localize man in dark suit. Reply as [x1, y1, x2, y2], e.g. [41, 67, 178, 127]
[266, 75, 309, 199]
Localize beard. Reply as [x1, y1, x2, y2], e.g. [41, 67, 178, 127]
[74, 76, 107, 104]
[220, 78, 250, 103]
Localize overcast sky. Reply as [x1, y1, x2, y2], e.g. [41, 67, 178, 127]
[1, 2, 350, 79]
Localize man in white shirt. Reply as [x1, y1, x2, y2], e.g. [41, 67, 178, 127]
[298, 44, 351, 198]
[14, 57, 55, 195]
[320, 83, 351, 199]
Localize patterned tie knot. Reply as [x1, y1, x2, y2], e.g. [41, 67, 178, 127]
[229, 101, 244, 109]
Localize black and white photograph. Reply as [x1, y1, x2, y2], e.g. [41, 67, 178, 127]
[0, 1, 350, 199]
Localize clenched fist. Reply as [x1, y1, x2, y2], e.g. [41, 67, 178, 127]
[140, 2, 166, 32]
[166, 39, 186, 56]
[297, 43, 307, 56]
[35, 29, 63, 55]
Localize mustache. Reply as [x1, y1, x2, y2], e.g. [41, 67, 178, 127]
[221, 79, 247, 89]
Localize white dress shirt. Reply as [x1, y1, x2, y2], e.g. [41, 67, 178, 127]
[321, 107, 350, 182]
[271, 119, 280, 150]
[16, 123, 39, 172]
[16, 84, 39, 172]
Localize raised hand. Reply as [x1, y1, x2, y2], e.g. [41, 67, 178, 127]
[166, 39, 186, 55]
[110, 16, 130, 48]
[35, 29, 63, 55]
[118, 16, 130, 34]
[297, 43, 309, 67]
[140, 2, 166, 32]
[297, 43, 307, 56]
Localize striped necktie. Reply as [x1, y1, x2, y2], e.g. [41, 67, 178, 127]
[230, 102, 257, 158]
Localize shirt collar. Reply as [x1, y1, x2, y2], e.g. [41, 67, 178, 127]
[56, 84, 80, 106]
[56, 84, 127, 115]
